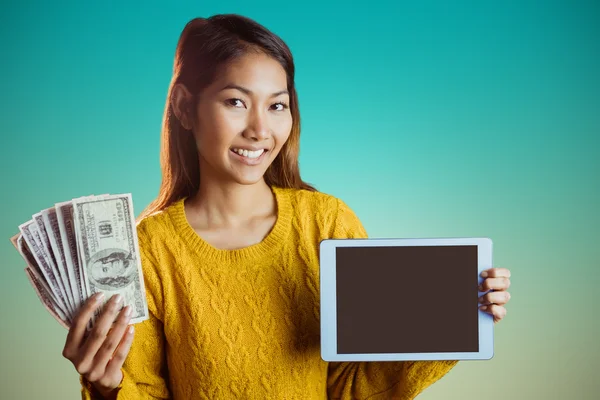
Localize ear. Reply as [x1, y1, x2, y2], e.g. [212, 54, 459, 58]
[170, 83, 194, 130]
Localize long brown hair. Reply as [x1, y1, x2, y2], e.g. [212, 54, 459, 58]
[138, 14, 316, 220]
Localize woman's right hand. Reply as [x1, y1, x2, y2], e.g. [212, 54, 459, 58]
[62, 292, 135, 398]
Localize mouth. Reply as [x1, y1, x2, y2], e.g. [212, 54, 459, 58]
[229, 146, 270, 166]
[229, 147, 268, 160]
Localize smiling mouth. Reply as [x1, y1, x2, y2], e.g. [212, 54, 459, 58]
[230, 147, 267, 159]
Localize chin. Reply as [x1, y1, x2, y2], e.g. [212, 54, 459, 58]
[220, 150, 279, 186]
[234, 174, 267, 186]
[224, 167, 268, 186]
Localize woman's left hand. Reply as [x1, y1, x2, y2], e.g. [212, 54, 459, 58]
[478, 267, 511, 323]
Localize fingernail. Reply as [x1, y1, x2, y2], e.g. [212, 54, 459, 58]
[95, 292, 105, 302]
[480, 306, 488, 311]
[113, 294, 122, 304]
[478, 285, 484, 292]
[480, 271, 488, 278]
[478, 297, 485, 303]
[124, 305, 132, 317]
[128, 326, 134, 334]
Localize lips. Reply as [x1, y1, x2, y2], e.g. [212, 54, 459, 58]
[230, 147, 266, 159]
[229, 147, 269, 166]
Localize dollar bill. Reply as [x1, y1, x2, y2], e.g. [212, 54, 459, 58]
[10, 234, 71, 322]
[19, 220, 71, 317]
[41, 208, 78, 314]
[24, 266, 70, 329]
[55, 201, 86, 310]
[72, 194, 149, 325]
[32, 212, 75, 315]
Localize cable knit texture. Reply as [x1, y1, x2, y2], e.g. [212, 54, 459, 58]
[80, 186, 458, 399]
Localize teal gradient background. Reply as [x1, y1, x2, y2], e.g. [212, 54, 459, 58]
[1, 1, 598, 399]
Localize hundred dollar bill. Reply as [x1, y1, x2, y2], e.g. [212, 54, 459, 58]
[54, 194, 104, 309]
[12, 234, 47, 297]
[18, 233, 71, 320]
[32, 212, 75, 316]
[41, 208, 78, 314]
[72, 194, 149, 325]
[24, 266, 70, 329]
[10, 234, 70, 322]
[19, 220, 71, 317]
[72, 195, 106, 299]
[55, 201, 86, 310]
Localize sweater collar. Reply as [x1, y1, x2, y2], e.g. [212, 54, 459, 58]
[168, 186, 292, 263]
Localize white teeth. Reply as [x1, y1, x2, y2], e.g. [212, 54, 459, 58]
[232, 148, 265, 159]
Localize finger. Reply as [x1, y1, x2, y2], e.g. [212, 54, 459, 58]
[79, 294, 125, 366]
[479, 277, 511, 292]
[478, 290, 511, 306]
[479, 304, 506, 322]
[92, 305, 133, 373]
[481, 267, 511, 279]
[63, 292, 105, 360]
[101, 325, 135, 386]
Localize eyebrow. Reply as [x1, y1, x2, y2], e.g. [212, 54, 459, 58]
[220, 84, 289, 98]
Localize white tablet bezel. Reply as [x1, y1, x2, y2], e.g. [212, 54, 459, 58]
[319, 237, 494, 362]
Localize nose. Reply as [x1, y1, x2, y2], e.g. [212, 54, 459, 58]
[244, 107, 270, 141]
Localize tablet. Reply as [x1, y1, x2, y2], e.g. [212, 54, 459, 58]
[319, 237, 494, 362]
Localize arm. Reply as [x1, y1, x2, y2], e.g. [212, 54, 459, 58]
[326, 199, 459, 400]
[327, 360, 458, 400]
[80, 227, 171, 399]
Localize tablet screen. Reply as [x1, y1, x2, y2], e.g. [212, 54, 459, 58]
[335, 245, 479, 354]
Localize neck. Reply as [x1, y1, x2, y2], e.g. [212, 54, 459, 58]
[188, 176, 275, 228]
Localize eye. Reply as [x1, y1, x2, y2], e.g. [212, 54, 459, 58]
[226, 98, 245, 108]
[272, 102, 289, 111]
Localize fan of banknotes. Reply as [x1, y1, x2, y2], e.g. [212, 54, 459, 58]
[9, 193, 149, 329]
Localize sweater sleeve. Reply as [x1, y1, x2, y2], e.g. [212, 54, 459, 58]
[327, 198, 459, 400]
[80, 225, 171, 399]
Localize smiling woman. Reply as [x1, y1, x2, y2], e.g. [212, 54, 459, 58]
[170, 52, 294, 186]
[138, 15, 316, 220]
[56, 13, 511, 400]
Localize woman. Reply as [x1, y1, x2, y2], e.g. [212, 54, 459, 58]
[62, 14, 512, 399]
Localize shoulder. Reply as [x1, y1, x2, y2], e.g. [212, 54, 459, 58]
[136, 205, 174, 244]
[277, 186, 340, 220]
[286, 186, 339, 210]
[275, 186, 368, 239]
[134, 199, 185, 266]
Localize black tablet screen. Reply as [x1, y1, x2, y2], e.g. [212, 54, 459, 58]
[335, 245, 479, 354]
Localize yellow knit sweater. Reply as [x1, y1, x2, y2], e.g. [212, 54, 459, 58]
[80, 186, 458, 399]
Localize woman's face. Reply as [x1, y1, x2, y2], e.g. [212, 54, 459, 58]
[176, 52, 292, 186]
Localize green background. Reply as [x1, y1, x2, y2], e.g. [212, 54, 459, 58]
[1, 1, 598, 399]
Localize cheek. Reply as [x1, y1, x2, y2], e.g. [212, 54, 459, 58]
[273, 116, 293, 148]
[193, 108, 239, 152]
